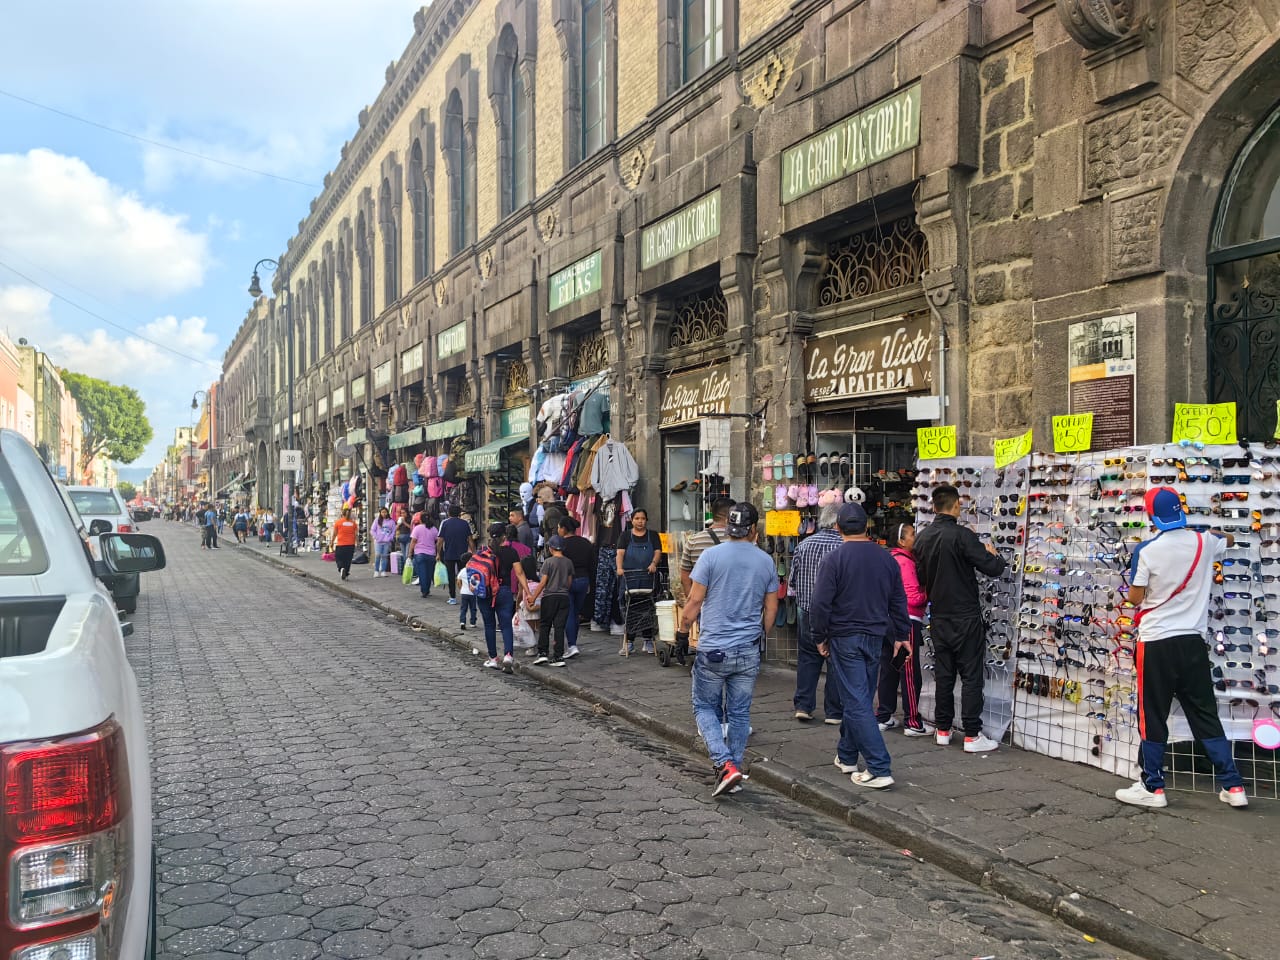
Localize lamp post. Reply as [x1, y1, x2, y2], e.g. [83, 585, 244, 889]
[248, 258, 297, 555]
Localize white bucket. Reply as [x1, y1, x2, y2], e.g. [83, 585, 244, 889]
[655, 600, 678, 646]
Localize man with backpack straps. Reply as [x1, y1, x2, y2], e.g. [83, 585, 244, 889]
[1115, 487, 1248, 809]
[469, 523, 530, 674]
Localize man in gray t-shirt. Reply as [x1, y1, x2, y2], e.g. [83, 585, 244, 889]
[529, 536, 575, 666]
[682, 503, 778, 798]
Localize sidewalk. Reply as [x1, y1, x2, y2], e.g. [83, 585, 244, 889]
[234, 536, 1272, 960]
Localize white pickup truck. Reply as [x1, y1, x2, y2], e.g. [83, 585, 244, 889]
[0, 430, 163, 960]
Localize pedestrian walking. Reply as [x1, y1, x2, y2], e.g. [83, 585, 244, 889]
[409, 513, 439, 598]
[1114, 487, 1248, 809]
[786, 502, 845, 725]
[913, 484, 1007, 753]
[396, 512, 414, 577]
[204, 504, 219, 549]
[510, 507, 537, 551]
[809, 502, 910, 790]
[439, 505, 474, 604]
[329, 508, 358, 580]
[556, 516, 594, 659]
[370, 508, 396, 577]
[476, 523, 530, 673]
[232, 509, 249, 544]
[877, 522, 930, 736]
[262, 510, 276, 543]
[680, 503, 778, 797]
[455, 551, 478, 630]
[616, 509, 663, 654]
[528, 536, 574, 666]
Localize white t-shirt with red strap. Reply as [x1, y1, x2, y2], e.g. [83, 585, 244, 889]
[1130, 528, 1227, 642]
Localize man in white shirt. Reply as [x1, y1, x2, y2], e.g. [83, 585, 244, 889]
[1114, 487, 1248, 810]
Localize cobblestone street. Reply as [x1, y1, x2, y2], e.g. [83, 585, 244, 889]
[129, 528, 1132, 960]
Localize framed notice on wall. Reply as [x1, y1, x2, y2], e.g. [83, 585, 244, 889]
[1067, 313, 1136, 449]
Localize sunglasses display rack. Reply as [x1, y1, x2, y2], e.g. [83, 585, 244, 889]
[912, 458, 1029, 741]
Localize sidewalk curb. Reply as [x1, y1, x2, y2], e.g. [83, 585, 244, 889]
[242, 547, 1228, 960]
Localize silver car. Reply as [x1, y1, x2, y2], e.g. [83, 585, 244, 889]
[66, 485, 141, 614]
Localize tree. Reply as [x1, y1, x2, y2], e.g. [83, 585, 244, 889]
[117, 481, 137, 502]
[60, 372, 154, 474]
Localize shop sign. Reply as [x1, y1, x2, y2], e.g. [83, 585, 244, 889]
[641, 190, 721, 270]
[423, 416, 469, 442]
[782, 83, 921, 204]
[317, 397, 328, 418]
[803, 313, 932, 403]
[389, 426, 425, 450]
[916, 426, 956, 460]
[501, 405, 532, 438]
[1053, 414, 1093, 453]
[993, 429, 1033, 469]
[346, 427, 368, 445]
[549, 251, 602, 312]
[373, 360, 393, 391]
[659, 364, 731, 428]
[331, 386, 345, 410]
[401, 342, 424, 375]
[438, 322, 466, 359]
[1068, 313, 1136, 449]
[1172, 402, 1237, 445]
[350, 376, 366, 402]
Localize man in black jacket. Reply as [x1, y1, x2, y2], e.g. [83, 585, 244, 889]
[913, 484, 1007, 753]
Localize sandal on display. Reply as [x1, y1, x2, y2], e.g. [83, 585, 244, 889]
[670, 479, 688, 493]
[762, 454, 774, 481]
[783, 452, 795, 479]
[818, 453, 829, 476]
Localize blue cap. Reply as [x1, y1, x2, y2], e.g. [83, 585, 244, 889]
[836, 501, 868, 534]
[547, 535, 565, 550]
[1145, 487, 1186, 532]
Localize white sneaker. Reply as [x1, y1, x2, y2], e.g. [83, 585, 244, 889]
[1220, 786, 1249, 808]
[502, 654, 514, 673]
[851, 771, 894, 789]
[532, 655, 549, 665]
[935, 729, 952, 746]
[483, 658, 500, 669]
[878, 718, 898, 731]
[903, 724, 934, 738]
[565, 645, 581, 659]
[823, 717, 842, 725]
[833, 756, 860, 774]
[963, 734, 1000, 753]
[1116, 781, 1167, 808]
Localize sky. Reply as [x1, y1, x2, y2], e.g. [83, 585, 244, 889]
[0, 0, 426, 476]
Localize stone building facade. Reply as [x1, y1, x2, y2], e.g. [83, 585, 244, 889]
[224, 0, 1280, 559]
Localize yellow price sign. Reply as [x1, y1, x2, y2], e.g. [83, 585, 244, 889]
[764, 509, 801, 537]
[917, 425, 957, 460]
[1275, 399, 1280, 440]
[1172, 402, 1237, 445]
[1052, 414, 1093, 453]
[993, 428, 1033, 469]
[658, 532, 673, 554]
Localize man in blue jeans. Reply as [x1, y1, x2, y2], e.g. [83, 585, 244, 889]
[809, 501, 910, 790]
[682, 502, 778, 797]
[787, 502, 845, 724]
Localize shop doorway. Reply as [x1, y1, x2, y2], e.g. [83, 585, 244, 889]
[811, 404, 916, 534]
[664, 437, 700, 540]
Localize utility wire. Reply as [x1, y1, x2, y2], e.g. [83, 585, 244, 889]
[0, 87, 321, 189]
[0, 257, 220, 369]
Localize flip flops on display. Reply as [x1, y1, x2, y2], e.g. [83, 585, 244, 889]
[818, 453, 829, 476]
[783, 452, 795, 479]
[762, 454, 774, 481]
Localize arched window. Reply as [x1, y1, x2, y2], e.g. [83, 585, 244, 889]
[356, 212, 374, 327]
[307, 278, 318, 367]
[409, 139, 430, 283]
[445, 90, 473, 254]
[581, 0, 606, 157]
[510, 55, 529, 211]
[1207, 104, 1280, 439]
[379, 179, 399, 306]
[337, 235, 352, 343]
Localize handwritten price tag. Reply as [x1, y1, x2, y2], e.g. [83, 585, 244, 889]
[764, 510, 801, 537]
[1172, 402, 1237, 445]
[1275, 399, 1280, 441]
[1052, 414, 1093, 453]
[993, 429, 1033, 469]
[658, 532, 673, 554]
[917, 426, 957, 461]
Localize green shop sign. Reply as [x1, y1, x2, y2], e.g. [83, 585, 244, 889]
[641, 190, 721, 269]
[500, 405, 531, 438]
[781, 84, 921, 204]
[423, 416, 469, 442]
[549, 251, 602, 312]
[438, 321, 467, 359]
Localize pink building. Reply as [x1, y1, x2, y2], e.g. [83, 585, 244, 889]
[0, 330, 21, 435]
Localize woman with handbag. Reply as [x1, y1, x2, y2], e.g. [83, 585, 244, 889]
[370, 507, 396, 578]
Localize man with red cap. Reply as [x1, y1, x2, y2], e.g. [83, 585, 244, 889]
[1114, 486, 1248, 809]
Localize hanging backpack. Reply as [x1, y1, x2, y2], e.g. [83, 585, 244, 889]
[423, 455, 438, 478]
[427, 475, 444, 499]
[464, 547, 501, 604]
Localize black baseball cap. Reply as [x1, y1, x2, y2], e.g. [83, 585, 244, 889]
[727, 502, 759, 538]
[836, 501, 868, 534]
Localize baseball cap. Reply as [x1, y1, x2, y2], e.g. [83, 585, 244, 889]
[487, 521, 508, 539]
[1145, 486, 1186, 531]
[547, 535, 565, 551]
[836, 501, 868, 534]
[726, 502, 759, 538]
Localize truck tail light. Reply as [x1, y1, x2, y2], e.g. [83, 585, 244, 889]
[115, 525, 132, 534]
[2, 720, 132, 957]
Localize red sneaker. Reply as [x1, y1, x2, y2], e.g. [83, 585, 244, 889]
[713, 761, 743, 797]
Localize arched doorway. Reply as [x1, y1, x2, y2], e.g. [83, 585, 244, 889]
[1207, 99, 1280, 440]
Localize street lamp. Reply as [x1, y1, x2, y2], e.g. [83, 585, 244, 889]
[248, 257, 297, 555]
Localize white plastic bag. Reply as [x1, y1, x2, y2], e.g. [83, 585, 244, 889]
[512, 610, 536, 647]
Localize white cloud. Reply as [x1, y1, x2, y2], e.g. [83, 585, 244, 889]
[0, 285, 55, 343]
[0, 149, 210, 296]
[45, 315, 219, 380]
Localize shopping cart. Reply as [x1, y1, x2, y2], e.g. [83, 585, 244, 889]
[619, 567, 662, 656]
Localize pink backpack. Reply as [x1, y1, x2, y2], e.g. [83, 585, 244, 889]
[423, 455, 438, 479]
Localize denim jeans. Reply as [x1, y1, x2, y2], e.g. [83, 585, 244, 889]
[793, 609, 842, 720]
[374, 541, 391, 573]
[478, 585, 516, 659]
[827, 632, 892, 778]
[458, 594, 478, 625]
[691, 641, 762, 768]
[412, 553, 434, 597]
[566, 576, 590, 647]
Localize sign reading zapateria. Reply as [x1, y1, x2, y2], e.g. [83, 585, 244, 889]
[659, 364, 732, 428]
[803, 313, 932, 403]
[782, 84, 921, 204]
[641, 190, 721, 270]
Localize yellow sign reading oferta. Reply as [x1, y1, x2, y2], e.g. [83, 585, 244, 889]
[1172, 402, 1237, 445]
[917, 426, 956, 460]
[764, 510, 801, 537]
[1053, 414, 1094, 453]
[993, 429, 1033, 469]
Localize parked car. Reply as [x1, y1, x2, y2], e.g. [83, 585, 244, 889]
[0, 428, 163, 960]
[65, 485, 141, 613]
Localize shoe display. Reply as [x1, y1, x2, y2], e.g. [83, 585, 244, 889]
[1220, 786, 1249, 808]
[1116, 781, 1168, 808]
[878, 718, 899, 731]
[565, 646, 581, 659]
[963, 734, 999, 753]
[935, 729, 953, 746]
[713, 761, 744, 797]
[670, 479, 688, 492]
[833, 756, 860, 774]
[502, 654, 514, 674]
[794, 710, 813, 722]
[851, 771, 894, 789]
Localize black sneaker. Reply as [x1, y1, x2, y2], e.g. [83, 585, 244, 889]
[712, 762, 743, 798]
[549, 660, 566, 667]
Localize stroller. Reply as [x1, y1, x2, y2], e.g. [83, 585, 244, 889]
[618, 567, 665, 655]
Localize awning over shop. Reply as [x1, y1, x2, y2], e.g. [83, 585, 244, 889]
[423, 416, 469, 442]
[215, 473, 241, 496]
[388, 426, 425, 450]
[464, 434, 527, 472]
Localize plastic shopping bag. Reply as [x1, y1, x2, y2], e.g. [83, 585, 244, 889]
[390, 551, 401, 575]
[402, 556, 414, 585]
[435, 560, 449, 587]
[512, 609, 536, 648]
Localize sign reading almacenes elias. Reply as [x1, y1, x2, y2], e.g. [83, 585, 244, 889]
[803, 313, 932, 403]
[641, 190, 721, 269]
[782, 84, 921, 204]
[549, 251, 602, 312]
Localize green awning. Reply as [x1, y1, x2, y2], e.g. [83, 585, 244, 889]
[464, 434, 528, 472]
[423, 416, 469, 442]
[388, 426, 425, 449]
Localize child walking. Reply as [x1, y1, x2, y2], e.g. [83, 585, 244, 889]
[527, 536, 575, 666]
[456, 551, 478, 629]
